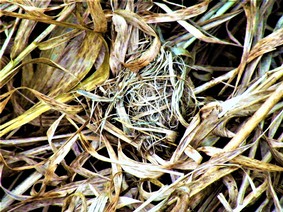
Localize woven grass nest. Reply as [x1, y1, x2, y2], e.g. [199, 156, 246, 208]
[1, 0, 283, 211]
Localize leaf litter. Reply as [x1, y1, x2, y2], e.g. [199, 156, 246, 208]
[1, 0, 283, 211]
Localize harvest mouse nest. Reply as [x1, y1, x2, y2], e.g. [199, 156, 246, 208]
[112, 47, 196, 155]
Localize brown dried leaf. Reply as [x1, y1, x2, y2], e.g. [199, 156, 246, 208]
[110, 13, 132, 75]
[155, 2, 236, 46]
[114, 9, 161, 72]
[87, 0, 107, 32]
[222, 175, 238, 208]
[232, 155, 283, 172]
[200, 146, 283, 172]
[37, 29, 82, 50]
[43, 134, 79, 185]
[10, 0, 51, 58]
[247, 28, 283, 63]
[27, 31, 104, 101]
[144, 0, 209, 23]
[0, 9, 89, 31]
[118, 142, 181, 179]
[265, 137, 283, 166]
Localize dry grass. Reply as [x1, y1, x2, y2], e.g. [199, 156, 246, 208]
[1, 0, 283, 211]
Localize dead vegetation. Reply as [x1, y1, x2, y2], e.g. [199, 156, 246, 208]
[1, 0, 283, 211]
